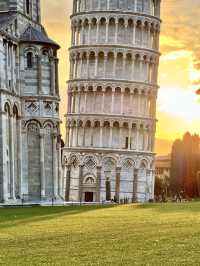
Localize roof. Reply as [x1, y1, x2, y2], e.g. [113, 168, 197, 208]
[0, 12, 16, 29]
[20, 25, 60, 48]
[156, 155, 171, 161]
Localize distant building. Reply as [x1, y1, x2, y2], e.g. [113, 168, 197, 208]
[0, 0, 63, 204]
[155, 155, 171, 182]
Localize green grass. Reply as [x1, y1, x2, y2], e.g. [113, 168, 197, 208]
[1, 203, 200, 266]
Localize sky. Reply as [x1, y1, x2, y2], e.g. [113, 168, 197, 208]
[41, 0, 200, 155]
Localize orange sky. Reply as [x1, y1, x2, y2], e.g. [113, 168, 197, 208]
[41, 0, 200, 155]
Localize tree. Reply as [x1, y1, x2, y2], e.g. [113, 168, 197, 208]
[170, 133, 200, 198]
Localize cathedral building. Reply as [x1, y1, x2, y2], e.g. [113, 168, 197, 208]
[63, 0, 161, 203]
[0, 0, 63, 203]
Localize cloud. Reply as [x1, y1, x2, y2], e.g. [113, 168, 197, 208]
[161, 0, 200, 73]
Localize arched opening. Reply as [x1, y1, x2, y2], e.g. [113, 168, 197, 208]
[27, 52, 33, 68]
[44, 124, 54, 196]
[27, 123, 40, 200]
[26, 0, 30, 15]
[93, 121, 100, 147]
[113, 122, 119, 148]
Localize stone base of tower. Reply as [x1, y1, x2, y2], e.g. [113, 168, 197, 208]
[63, 149, 155, 204]
[0, 196, 64, 206]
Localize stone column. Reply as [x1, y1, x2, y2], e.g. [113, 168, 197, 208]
[76, 27, 80, 45]
[71, 93, 74, 113]
[78, 0, 81, 12]
[119, 125, 122, 149]
[83, 124, 86, 146]
[75, 56, 78, 79]
[139, 59, 143, 81]
[128, 126, 132, 150]
[5, 41, 8, 89]
[70, 126, 74, 147]
[10, 44, 14, 92]
[65, 165, 71, 201]
[156, 31, 160, 50]
[138, 93, 141, 116]
[40, 131, 45, 198]
[78, 165, 84, 202]
[113, 53, 117, 77]
[96, 166, 102, 202]
[71, 25, 74, 45]
[107, 0, 110, 9]
[78, 91, 81, 113]
[136, 126, 140, 150]
[115, 167, 121, 203]
[104, 54, 108, 78]
[79, 56, 83, 79]
[121, 91, 124, 114]
[130, 93, 133, 115]
[95, 54, 98, 77]
[122, 54, 126, 78]
[100, 125, 103, 147]
[132, 169, 138, 202]
[96, 20, 100, 43]
[68, 92, 72, 113]
[73, 0, 76, 14]
[0, 111, 5, 202]
[106, 20, 109, 43]
[37, 55, 42, 94]
[88, 22, 92, 44]
[69, 57, 73, 79]
[53, 134, 58, 197]
[133, 21, 136, 45]
[55, 58, 59, 95]
[86, 54, 90, 78]
[115, 21, 118, 44]
[144, 130, 148, 151]
[102, 91, 105, 113]
[17, 118, 22, 199]
[109, 124, 113, 148]
[84, 91, 87, 112]
[111, 90, 115, 113]
[134, 0, 137, 12]
[50, 57, 56, 95]
[93, 90, 96, 113]
[124, 21, 128, 44]
[65, 124, 70, 147]
[148, 26, 151, 47]
[10, 115, 15, 199]
[75, 124, 79, 146]
[91, 122, 94, 146]
[131, 57, 135, 81]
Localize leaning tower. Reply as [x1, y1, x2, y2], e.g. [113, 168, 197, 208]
[63, 0, 161, 203]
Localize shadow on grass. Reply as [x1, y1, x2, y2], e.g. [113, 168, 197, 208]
[134, 201, 200, 213]
[0, 205, 117, 229]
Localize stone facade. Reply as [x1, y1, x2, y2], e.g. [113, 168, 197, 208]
[63, 0, 161, 203]
[0, 0, 63, 203]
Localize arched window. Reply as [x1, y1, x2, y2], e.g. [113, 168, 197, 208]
[26, 0, 30, 14]
[27, 52, 33, 68]
[85, 177, 95, 184]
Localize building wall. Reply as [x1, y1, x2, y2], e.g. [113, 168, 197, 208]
[0, 0, 63, 203]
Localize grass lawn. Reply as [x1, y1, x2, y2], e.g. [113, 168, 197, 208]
[1, 203, 200, 266]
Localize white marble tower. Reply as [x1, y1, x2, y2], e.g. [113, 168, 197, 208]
[63, 0, 161, 203]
